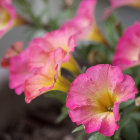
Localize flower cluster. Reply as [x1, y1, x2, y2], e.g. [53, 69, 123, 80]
[1, 0, 140, 138]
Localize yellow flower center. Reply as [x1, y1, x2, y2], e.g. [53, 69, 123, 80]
[0, 8, 11, 30]
[94, 91, 118, 113]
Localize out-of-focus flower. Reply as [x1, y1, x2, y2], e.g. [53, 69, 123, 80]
[1, 41, 23, 68]
[67, 64, 137, 136]
[0, 0, 17, 37]
[9, 48, 32, 95]
[61, 0, 105, 44]
[0, 0, 26, 38]
[110, 0, 140, 9]
[24, 28, 81, 103]
[113, 22, 140, 70]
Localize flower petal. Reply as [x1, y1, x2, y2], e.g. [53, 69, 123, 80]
[1, 41, 23, 69]
[113, 22, 140, 70]
[99, 113, 119, 137]
[0, 0, 17, 38]
[9, 48, 31, 95]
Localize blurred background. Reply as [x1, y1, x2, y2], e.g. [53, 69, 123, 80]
[0, 0, 140, 139]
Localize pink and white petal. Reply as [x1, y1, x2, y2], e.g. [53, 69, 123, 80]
[15, 84, 24, 95]
[77, 0, 97, 16]
[9, 49, 31, 94]
[108, 65, 124, 92]
[28, 36, 67, 72]
[113, 75, 138, 102]
[113, 102, 120, 121]
[99, 113, 119, 137]
[86, 64, 110, 91]
[113, 58, 140, 70]
[28, 43, 50, 72]
[66, 74, 97, 109]
[24, 50, 63, 103]
[83, 114, 104, 133]
[69, 106, 95, 125]
[113, 22, 140, 70]
[67, 92, 94, 110]
[24, 73, 55, 103]
[45, 28, 76, 55]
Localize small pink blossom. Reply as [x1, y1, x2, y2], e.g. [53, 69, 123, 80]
[66, 64, 137, 136]
[61, 0, 105, 43]
[113, 22, 140, 70]
[1, 41, 23, 69]
[0, 0, 17, 38]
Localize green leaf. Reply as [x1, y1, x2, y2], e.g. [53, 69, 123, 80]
[56, 106, 68, 123]
[105, 14, 123, 48]
[115, 22, 123, 37]
[105, 15, 117, 47]
[113, 129, 121, 140]
[88, 133, 111, 140]
[46, 90, 67, 104]
[75, 131, 86, 140]
[47, 19, 59, 31]
[129, 112, 140, 120]
[82, 66, 87, 73]
[119, 99, 134, 110]
[72, 125, 84, 133]
[121, 119, 138, 140]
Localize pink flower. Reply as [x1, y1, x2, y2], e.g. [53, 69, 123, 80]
[28, 28, 76, 72]
[1, 41, 23, 69]
[66, 64, 137, 136]
[0, 0, 17, 38]
[9, 48, 32, 95]
[113, 22, 140, 70]
[24, 28, 80, 103]
[24, 48, 71, 103]
[61, 0, 105, 43]
[110, 0, 140, 9]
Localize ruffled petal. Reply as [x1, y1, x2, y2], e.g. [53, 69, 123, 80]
[99, 113, 119, 137]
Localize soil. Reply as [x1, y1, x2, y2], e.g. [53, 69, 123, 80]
[0, 80, 88, 140]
